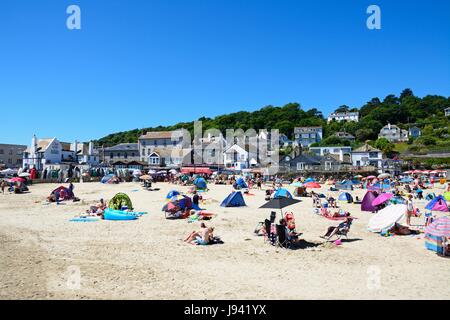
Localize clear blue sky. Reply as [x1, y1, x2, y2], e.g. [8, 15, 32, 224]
[1, 0, 449, 145]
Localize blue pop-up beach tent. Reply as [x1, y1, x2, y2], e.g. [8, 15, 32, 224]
[221, 191, 246, 207]
[274, 188, 293, 199]
[193, 177, 207, 190]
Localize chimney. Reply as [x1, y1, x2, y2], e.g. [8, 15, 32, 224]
[88, 141, 94, 155]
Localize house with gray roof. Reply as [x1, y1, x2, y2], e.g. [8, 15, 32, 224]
[103, 143, 139, 164]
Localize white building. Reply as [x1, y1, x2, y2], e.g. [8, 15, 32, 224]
[309, 146, 352, 162]
[327, 112, 359, 123]
[445, 107, 450, 117]
[23, 135, 98, 170]
[378, 123, 409, 142]
[138, 130, 186, 163]
[223, 144, 258, 171]
[351, 144, 383, 170]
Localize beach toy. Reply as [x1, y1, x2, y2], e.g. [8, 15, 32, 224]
[104, 208, 138, 221]
[334, 239, 342, 245]
[70, 217, 100, 222]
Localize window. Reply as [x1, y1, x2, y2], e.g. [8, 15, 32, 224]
[124, 153, 128, 159]
[110, 153, 114, 159]
[297, 162, 305, 171]
[0, 149, 3, 154]
[150, 156, 160, 165]
[9, 150, 13, 155]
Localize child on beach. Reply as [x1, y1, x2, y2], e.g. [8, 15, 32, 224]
[1, 180, 6, 194]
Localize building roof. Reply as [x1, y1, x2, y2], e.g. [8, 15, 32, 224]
[334, 132, 355, 139]
[104, 143, 138, 151]
[280, 154, 321, 165]
[139, 131, 179, 140]
[24, 138, 54, 153]
[294, 127, 322, 133]
[353, 144, 381, 153]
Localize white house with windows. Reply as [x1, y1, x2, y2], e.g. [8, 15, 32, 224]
[146, 148, 187, 168]
[309, 146, 352, 162]
[351, 144, 383, 170]
[327, 112, 359, 123]
[138, 130, 186, 162]
[445, 107, 450, 117]
[223, 144, 258, 170]
[378, 123, 409, 142]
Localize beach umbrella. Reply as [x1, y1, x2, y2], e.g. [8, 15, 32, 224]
[259, 197, 301, 213]
[378, 173, 391, 179]
[148, 170, 157, 174]
[1, 168, 16, 174]
[304, 182, 321, 189]
[412, 170, 422, 174]
[9, 177, 25, 183]
[372, 193, 394, 206]
[354, 175, 363, 179]
[425, 216, 450, 238]
[367, 175, 376, 180]
[132, 169, 142, 176]
[169, 169, 178, 174]
[139, 175, 152, 181]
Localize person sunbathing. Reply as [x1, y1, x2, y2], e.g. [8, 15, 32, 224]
[321, 217, 353, 239]
[184, 223, 214, 245]
[389, 223, 420, 236]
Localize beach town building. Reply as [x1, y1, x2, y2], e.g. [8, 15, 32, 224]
[0, 144, 27, 169]
[103, 143, 140, 165]
[138, 130, 191, 167]
[23, 135, 98, 170]
[378, 123, 409, 142]
[445, 107, 450, 117]
[334, 132, 356, 142]
[309, 146, 352, 162]
[223, 144, 259, 171]
[327, 111, 359, 123]
[351, 143, 383, 170]
[294, 127, 323, 147]
[279, 153, 345, 173]
[408, 126, 421, 139]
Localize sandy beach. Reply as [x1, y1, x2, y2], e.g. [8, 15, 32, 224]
[0, 181, 449, 300]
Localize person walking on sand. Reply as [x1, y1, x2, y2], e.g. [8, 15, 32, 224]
[1, 180, 6, 194]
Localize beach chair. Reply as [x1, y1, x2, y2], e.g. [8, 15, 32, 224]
[324, 219, 353, 241]
[275, 224, 291, 248]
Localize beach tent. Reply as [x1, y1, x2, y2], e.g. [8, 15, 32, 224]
[101, 174, 116, 184]
[425, 216, 450, 255]
[274, 188, 293, 199]
[108, 193, 133, 210]
[444, 192, 450, 201]
[166, 190, 180, 200]
[51, 186, 74, 201]
[304, 182, 321, 189]
[338, 192, 353, 203]
[304, 177, 315, 183]
[162, 195, 192, 212]
[425, 195, 449, 212]
[336, 180, 354, 191]
[399, 177, 413, 183]
[235, 177, 248, 189]
[368, 204, 407, 233]
[193, 177, 208, 190]
[361, 191, 379, 212]
[221, 191, 246, 207]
